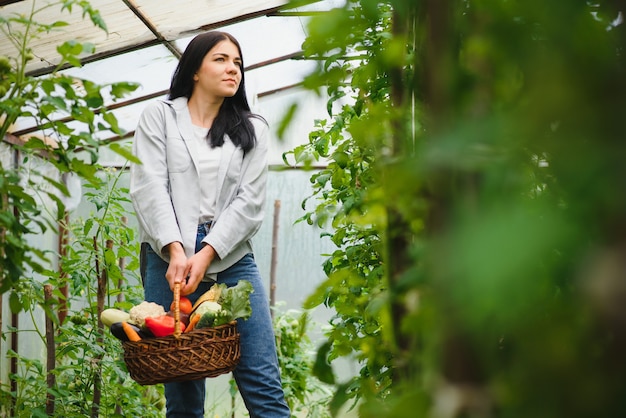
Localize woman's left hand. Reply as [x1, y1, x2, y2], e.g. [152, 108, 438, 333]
[182, 244, 217, 295]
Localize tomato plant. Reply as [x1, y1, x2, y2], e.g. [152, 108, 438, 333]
[292, 0, 626, 416]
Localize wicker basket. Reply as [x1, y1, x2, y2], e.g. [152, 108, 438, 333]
[122, 283, 240, 385]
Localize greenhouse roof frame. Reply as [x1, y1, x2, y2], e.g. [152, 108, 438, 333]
[1, 0, 329, 147]
[0, 0, 318, 75]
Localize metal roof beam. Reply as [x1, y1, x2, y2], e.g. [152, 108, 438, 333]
[121, 0, 182, 60]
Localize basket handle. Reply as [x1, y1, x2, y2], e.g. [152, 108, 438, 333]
[173, 282, 182, 338]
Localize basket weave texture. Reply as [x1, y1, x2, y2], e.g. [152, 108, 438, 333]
[122, 282, 240, 385]
[122, 321, 240, 385]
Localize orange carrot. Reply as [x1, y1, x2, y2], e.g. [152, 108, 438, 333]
[122, 321, 142, 342]
[184, 314, 201, 333]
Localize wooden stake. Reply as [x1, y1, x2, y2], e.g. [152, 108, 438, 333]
[58, 211, 70, 325]
[269, 200, 281, 318]
[44, 284, 56, 415]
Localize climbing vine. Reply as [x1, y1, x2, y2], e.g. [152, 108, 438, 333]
[291, 0, 626, 416]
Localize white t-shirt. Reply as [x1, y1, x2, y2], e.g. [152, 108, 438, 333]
[192, 124, 221, 223]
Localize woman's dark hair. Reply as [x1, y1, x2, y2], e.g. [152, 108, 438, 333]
[168, 31, 260, 153]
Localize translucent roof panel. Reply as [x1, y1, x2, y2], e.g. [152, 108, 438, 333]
[2, 0, 348, 150]
[9, 44, 176, 135]
[134, 0, 289, 40]
[62, 45, 179, 97]
[174, 14, 309, 67]
[0, 0, 153, 74]
[247, 59, 317, 98]
[0, 0, 291, 74]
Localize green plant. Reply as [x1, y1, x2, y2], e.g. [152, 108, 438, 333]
[0, 1, 163, 416]
[289, 0, 626, 417]
[0, 0, 138, 298]
[0, 167, 164, 417]
[283, 2, 397, 413]
[273, 307, 332, 418]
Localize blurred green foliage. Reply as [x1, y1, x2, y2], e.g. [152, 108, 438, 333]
[289, 0, 626, 416]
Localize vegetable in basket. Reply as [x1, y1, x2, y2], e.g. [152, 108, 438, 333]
[193, 301, 228, 329]
[100, 308, 130, 327]
[121, 321, 143, 342]
[145, 314, 186, 337]
[188, 280, 254, 331]
[128, 301, 166, 327]
[171, 296, 193, 315]
[110, 321, 154, 341]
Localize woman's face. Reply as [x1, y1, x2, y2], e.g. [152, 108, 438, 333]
[193, 39, 242, 100]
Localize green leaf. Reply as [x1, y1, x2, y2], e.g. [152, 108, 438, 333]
[57, 40, 83, 56]
[108, 142, 141, 164]
[277, 102, 298, 140]
[101, 111, 121, 133]
[110, 82, 139, 99]
[85, 94, 103, 108]
[312, 340, 335, 384]
[328, 381, 353, 417]
[41, 79, 56, 95]
[41, 174, 70, 198]
[9, 291, 22, 313]
[43, 95, 67, 111]
[303, 283, 328, 309]
[70, 105, 95, 124]
[86, 8, 108, 32]
[49, 20, 69, 28]
[218, 280, 254, 323]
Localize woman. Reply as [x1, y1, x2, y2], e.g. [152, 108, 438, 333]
[130, 31, 290, 418]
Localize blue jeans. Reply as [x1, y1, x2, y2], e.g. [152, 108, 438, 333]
[140, 225, 291, 418]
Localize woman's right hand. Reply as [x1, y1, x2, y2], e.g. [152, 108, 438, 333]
[165, 242, 188, 291]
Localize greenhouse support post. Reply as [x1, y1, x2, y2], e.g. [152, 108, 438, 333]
[269, 200, 281, 318]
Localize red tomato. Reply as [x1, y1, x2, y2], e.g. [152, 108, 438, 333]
[171, 297, 193, 315]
